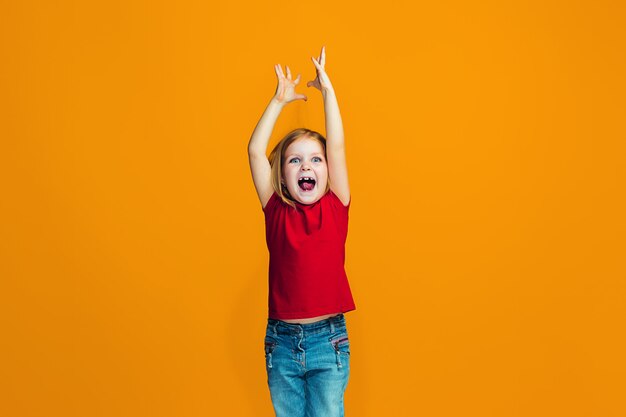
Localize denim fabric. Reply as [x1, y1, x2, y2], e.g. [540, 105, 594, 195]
[264, 314, 351, 417]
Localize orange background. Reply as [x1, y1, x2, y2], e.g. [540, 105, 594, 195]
[1, 1, 625, 416]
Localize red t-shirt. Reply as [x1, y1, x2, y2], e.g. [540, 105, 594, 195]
[263, 190, 356, 320]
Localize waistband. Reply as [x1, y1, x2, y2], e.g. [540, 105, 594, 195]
[267, 313, 346, 335]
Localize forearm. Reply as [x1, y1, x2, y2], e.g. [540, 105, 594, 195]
[322, 87, 345, 149]
[248, 97, 285, 155]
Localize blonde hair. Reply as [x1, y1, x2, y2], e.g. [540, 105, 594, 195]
[268, 128, 331, 209]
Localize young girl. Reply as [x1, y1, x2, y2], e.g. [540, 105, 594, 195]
[247, 46, 356, 417]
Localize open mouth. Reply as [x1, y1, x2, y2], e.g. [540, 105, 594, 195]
[298, 177, 316, 192]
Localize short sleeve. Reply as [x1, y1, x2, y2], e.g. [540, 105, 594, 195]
[262, 192, 279, 214]
[328, 189, 351, 210]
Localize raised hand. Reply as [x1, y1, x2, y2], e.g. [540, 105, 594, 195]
[273, 64, 307, 105]
[307, 46, 334, 93]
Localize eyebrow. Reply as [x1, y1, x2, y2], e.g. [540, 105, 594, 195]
[285, 153, 324, 158]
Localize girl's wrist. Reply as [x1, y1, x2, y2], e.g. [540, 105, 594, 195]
[322, 86, 335, 99]
[271, 96, 287, 107]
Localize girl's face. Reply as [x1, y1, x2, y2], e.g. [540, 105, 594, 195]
[282, 137, 328, 205]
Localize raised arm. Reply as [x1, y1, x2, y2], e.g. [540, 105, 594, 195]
[248, 64, 307, 208]
[308, 46, 350, 206]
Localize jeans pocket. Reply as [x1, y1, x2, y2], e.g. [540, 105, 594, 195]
[329, 333, 350, 355]
[264, 336, 277, 369]
[329, 332, 350, 369]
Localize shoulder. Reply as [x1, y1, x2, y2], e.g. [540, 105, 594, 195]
[262, 191, 280, 213]
[326, 189, 351, 209]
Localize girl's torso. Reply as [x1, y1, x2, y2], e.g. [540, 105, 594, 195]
[279, 312, 341, 324]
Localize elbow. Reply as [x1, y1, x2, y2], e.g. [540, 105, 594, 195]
[248, 147, 266, 160]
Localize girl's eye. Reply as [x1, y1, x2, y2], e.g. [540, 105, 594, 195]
[289, 157, 322, 163]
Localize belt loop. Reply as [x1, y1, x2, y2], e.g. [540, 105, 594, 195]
[329, 318, 335, 334]
[272, 321, 278, 336]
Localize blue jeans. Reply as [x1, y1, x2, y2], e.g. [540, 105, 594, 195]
[264, 313, 351, 417]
